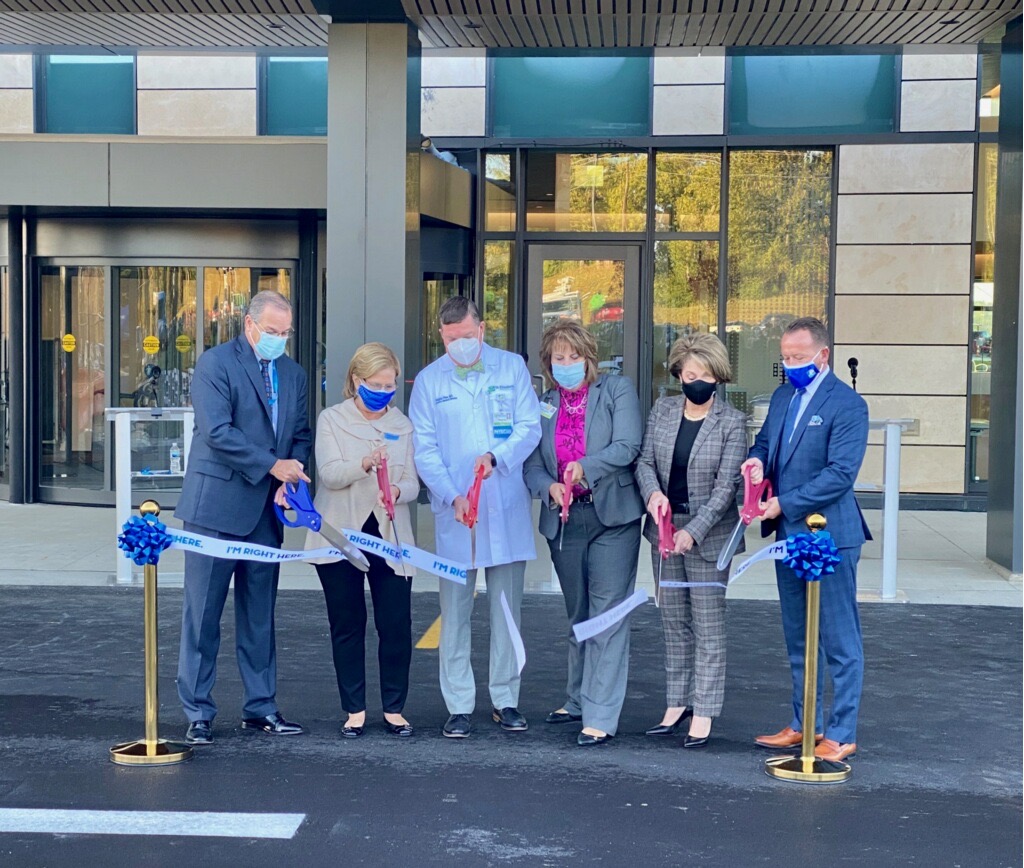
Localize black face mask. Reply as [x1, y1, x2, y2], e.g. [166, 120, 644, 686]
[682, 379, 717, 405]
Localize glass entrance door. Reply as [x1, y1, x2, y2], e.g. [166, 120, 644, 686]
[525, 244, 641, 387]
[40, 265, 107, 492]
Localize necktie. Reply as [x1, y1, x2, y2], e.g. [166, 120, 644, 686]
[784, 388, 806, 444]
[259, 359, 274, 403]
[454, 360, 485, 379]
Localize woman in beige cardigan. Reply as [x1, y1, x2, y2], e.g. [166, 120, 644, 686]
[305, 342, 419, 738]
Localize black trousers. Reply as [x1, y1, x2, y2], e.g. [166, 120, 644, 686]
[314, 513, 412, 715]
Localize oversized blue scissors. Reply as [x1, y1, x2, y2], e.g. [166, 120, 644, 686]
[275, 480, 370, 572]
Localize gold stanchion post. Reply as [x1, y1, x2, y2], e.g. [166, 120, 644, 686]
[765, 513, 851, 784]
[110, 501, 194, 766]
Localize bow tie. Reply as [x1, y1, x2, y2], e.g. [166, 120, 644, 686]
[454, 360, 485, 379]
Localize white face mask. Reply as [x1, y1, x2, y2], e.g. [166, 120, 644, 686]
[447, 336, 482, 367]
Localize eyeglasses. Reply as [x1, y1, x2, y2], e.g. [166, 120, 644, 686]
[254, 321, 294, 339]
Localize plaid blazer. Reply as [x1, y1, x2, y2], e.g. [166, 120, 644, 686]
[634, 394, 747, 563]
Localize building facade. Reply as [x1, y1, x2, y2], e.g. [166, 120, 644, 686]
[0, 5, 1019, 570]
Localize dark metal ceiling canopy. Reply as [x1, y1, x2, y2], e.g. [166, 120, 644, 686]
[0, 0, 1016, 48]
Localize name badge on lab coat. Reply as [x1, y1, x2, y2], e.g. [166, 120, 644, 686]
[488, 385, 514, 440]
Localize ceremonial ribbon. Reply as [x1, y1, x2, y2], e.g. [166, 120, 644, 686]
[665, 532, 843, 590]
[573, 589, 650, 643]
[118, 521, 469, 584]
[499, 590, 527, 674]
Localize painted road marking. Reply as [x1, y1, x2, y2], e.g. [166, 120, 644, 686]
[0, 809, 305, 839]
[416, 614, 442, 649]
[415, 591, 478, 649]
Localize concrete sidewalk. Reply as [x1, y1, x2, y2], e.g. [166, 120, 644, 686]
[0, 502, 1019, 606]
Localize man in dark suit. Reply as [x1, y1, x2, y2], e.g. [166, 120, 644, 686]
[743, 316, 870, 763]
[175, 290, 312, 745]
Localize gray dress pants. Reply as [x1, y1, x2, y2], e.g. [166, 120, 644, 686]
[439, 560, 526, 714]
[549, 503, 641, 735]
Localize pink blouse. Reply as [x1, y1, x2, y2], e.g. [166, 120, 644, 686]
[554, 385, 591, 496]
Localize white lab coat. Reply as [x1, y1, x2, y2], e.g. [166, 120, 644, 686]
[409, 343, 542, 568]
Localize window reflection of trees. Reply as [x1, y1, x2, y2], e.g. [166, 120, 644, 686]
[527, 153, 648, 232]
[726, 149, 832, 413]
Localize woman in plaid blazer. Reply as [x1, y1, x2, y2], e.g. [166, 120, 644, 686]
[635, 333, 746, 748]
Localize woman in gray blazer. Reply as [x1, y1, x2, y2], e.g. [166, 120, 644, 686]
[635, 333, 746, 748]
[524, 320, 644, 746]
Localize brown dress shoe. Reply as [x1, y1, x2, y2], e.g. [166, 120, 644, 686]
[754, 726, 825, 749]
[814, 738, 857, 762]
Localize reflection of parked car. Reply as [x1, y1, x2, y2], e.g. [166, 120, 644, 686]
[592, 302, 624, 323]
[754, 313, 798, 339]
[542, 290, 581, 328]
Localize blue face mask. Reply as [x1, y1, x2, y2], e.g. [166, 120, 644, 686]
[552, 360, 586, 390]
[783, 350, 823, 390]
[252, 322, 288, 361]
[357, 383, 395, 412]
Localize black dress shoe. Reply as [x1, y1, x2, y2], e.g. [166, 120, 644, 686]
[683, 722, 713, 749]
[492, 707, 528, 731]
[577, 731, 614, 746]
[443, 714, 472, 738]
[545, 710, 583, 724]
[383, 718, 414, 737]
[241, 712, 304, 736]
[341, 724, 364, 739]
[645, 708, 694, 736]
[185, 720, 213, 744]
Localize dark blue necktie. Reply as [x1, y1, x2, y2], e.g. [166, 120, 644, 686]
[259, 359, 273, 403]
[784, 387, 807, 445]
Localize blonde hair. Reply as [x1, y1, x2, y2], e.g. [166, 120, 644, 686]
[344, 342, 401, 399]
[668, 333, 733, 383]
[539, 320, 600, 389]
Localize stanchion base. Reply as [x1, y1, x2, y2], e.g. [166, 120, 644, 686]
[110, 739, 194, 766]
[765, 754, 851, 784]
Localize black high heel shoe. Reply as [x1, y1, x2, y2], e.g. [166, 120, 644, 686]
[683, 721, 713, 749]
[645, 708, 693, 736]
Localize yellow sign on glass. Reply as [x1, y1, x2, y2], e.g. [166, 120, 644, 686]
[142, 335, 160, 355]
[61, 334, 77, 353]
[175, 335, 194, 353]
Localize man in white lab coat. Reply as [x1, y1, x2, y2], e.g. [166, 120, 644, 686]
[409, 296, 542, 738]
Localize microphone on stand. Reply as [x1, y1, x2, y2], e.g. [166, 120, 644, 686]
[848, 357, 859, 392]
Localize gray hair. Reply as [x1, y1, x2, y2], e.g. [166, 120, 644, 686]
[246, 290, 292, 323]
[785, 316, 830, 348]
[438, 295, 481, 326]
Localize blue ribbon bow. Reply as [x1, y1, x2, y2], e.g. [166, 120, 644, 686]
[783, 531, 842, 582]
[117, 514, 173, 566]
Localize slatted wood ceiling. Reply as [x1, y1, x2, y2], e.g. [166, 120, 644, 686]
[0, 0, 1016, 47]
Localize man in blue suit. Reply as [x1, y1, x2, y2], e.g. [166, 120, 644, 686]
[743, 317, 870, 763]
[175, 290, 312, 745]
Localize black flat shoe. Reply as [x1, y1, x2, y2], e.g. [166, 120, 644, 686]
[383, 718, 414, 737]
[645, 708, 693, 736]
[683, 722, 713, 749]
[241, 712, 304, 736]
[185, 720, 213, 744]
[577, 732, 614, 746]
[545, 710, 582, 724]
[341, 724, 364, 739]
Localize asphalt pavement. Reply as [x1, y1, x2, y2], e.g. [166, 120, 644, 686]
[0, 587, 1020, 866]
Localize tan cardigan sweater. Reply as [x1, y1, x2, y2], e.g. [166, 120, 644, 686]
[304, 399, 419, 575]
